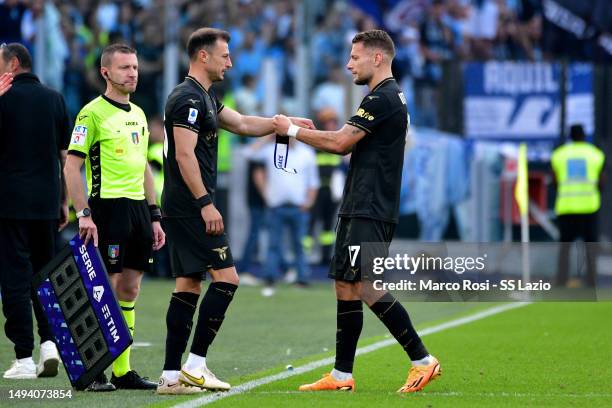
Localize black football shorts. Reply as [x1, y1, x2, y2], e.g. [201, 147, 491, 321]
[163, 217, 235, 280]
[329, 217, 395, 282]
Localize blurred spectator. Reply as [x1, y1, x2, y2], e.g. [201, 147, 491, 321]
[311, 10, 350, 84]
[236, 140, 267, 286]
[419, 0, 457, 84]
[394, 25, 421, 122]
[234, 73, 259, 116]
[0, 0, 27, 45]
[311, 65, 347, 122]
[21, 0, 68, 91]
[96, 0, 119, 33]
[464, 0, 499, 60]
[115, 1, 137, 43]
[233, 30, 265, 89]
[257, 138, 319, 296]
[132, 20, 163, 117]
[305, 108, 344, 266]
[417, 0, 457, 127]
[516, 0, 543, 60]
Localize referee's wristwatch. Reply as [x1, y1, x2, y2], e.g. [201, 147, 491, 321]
[76, 208, 91, 218]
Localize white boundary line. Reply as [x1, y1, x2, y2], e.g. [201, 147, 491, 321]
[172, 302, 530, 408]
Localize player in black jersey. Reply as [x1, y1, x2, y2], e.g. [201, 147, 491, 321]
[274, 30, 441, 393]
[157, 27, 314, 394]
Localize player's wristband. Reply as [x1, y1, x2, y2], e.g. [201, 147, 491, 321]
[149, 204, 162, 222]
[287, 123, 300, 138]
[197, 194, 213, 208]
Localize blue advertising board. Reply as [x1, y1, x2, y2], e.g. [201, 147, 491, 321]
[464, 62, 594, 141]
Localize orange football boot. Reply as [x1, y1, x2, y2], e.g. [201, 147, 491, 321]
[298, 373, 355, 391]
[398, 357, 441, 393]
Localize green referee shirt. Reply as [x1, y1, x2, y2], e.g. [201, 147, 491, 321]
[68, 95, 149, 200]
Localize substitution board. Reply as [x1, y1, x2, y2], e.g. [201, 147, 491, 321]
[33, 235, 131, 390]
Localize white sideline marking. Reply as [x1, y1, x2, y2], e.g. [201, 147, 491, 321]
[172, 303, 529, 408]
[132, 342, 152, 348]
[251, 391, 612, 398]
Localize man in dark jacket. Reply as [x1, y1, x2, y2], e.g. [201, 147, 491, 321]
[0, 43, 70, 379]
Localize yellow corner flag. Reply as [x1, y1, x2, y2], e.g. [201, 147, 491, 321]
[515, 143, 529, 216]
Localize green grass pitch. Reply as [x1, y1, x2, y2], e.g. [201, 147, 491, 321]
[0, 279, 610, 407]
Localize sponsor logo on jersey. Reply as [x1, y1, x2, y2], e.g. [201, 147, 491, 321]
[355, 108, 374, 121]
[71, 125, 88, 146]
[188, 108, 199, 124]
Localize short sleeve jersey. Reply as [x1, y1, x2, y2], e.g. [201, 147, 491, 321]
[67, 95, 149, 200]
[340, 77, 408, 224]
[162, 76, 224, 218]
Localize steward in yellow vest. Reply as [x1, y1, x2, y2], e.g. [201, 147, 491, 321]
[551, 124, 605, 287]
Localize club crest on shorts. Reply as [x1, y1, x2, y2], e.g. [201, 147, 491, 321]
[108, 245, 120, 259]
[213, 246, 229, 261]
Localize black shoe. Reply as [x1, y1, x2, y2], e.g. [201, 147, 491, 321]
[86, 373, 116, 392]
[295, 281, 310, 288]
[111, 370, 157, 390]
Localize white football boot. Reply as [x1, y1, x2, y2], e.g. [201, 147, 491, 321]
[179, 365, 231, 391]
[156, 375, 207, 394]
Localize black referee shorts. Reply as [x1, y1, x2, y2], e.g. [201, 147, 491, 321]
[329, 217, 395, 282]
[90, 198, 153, 273]
[163, 217, 235, 280]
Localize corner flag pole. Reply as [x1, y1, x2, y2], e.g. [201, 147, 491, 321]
[515, 143, 530, 290]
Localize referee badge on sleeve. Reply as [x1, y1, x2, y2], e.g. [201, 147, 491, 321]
[188, 108, 199, 124]
[71, 125, 87, 146]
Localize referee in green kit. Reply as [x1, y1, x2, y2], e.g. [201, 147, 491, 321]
[64, 43, 165, 391]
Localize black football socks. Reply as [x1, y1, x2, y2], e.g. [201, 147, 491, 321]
[334, 300, 363, 373]
[190, 282, 238, 357]
[369, 292, 428, 360]
[163, 292, 199, 370]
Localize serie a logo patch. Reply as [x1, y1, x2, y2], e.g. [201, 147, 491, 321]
[188, 108, 199, 124]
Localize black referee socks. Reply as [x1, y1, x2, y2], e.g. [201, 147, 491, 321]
[163, 292, 199, 370]
[334, 300, 363, 373]
[190, 282, 238, 357]
[369, 292, 429, 361]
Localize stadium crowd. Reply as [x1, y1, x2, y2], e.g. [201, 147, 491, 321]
[3, 0, 611, 122]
